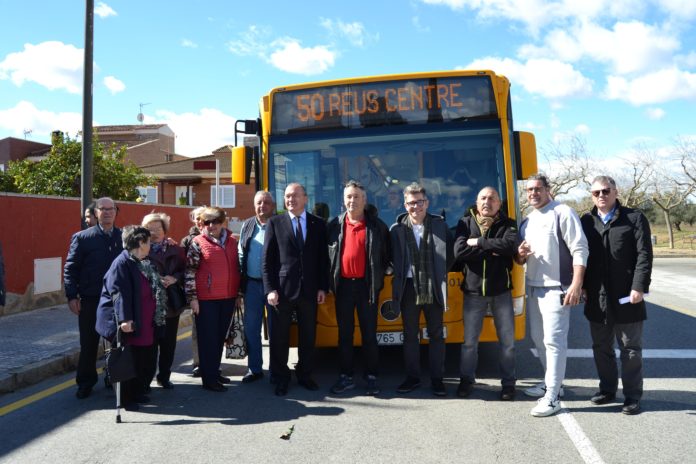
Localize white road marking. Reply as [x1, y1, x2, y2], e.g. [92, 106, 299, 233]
[531, 348, 696, 358]
[557, 406, 606, 464]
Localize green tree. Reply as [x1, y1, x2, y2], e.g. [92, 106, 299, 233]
[0, 168, 18, 193]
[4, 134, 154, 201]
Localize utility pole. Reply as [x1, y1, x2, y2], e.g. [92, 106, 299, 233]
[81, 0, 94, 229]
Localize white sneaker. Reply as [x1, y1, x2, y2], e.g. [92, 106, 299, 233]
[523, 382, 564, 398]
[530, 397, 562, 417]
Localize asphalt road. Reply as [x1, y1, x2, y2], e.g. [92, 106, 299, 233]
[0, 258, 694, 464]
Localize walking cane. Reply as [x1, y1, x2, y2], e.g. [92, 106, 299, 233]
[115, 325, 123, 424]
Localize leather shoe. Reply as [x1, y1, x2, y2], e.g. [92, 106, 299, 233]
[457, 379, 473, 398]
[157, 379, 174, 389]
[76, 387, 92, 399]
[191, 366, 201, 378]
[622, 398, 641, 415]
[590, 391, 616, 405]
[218, 375, 232, 384]
[298, 377, 320, 391]
[135, 394, 150, 404]
[500, 386, 516, 401]
[203, 382, 228, 392]
[242, 372, 264, 384]
[397, 376, 422, 394]
[431, 379, 447, 397]
[123, 402, 139, 411]
[275, 380, 289, 396]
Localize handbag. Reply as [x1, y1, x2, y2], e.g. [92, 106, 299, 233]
[166, 283, 187, 312]
[225, 300, 248, 359]
[105, 330, 136, 383]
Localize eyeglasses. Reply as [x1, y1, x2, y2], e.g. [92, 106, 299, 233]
[97, 207, 118, 212]
[526, 187, 545, 193]
[203, 219, 223, 226]
[591, 188, 612, 197]
[405, 199, 426, 208]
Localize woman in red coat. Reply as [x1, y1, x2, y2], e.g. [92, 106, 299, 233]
[185, 207, 240, 392]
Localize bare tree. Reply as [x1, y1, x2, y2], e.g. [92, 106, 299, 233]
[614, 144, 655, 209]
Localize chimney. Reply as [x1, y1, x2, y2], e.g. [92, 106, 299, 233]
[51, 130, 64, 145]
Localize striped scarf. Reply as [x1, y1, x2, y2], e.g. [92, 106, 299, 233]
[128, 253, 167, 328]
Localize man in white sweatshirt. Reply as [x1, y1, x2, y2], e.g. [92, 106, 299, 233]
[515, 174, 588, 417]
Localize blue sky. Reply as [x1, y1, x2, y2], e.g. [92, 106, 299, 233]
[1, 0, 695, 162]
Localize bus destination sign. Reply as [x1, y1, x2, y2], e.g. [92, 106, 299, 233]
[271, 76, 498, 135]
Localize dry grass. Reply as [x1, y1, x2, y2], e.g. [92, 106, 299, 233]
[650, 223, 696, 256]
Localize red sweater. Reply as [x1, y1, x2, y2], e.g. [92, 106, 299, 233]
[193, 233, 240, 300]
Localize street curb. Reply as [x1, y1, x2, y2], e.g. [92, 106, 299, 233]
[0, 310, 194, 394]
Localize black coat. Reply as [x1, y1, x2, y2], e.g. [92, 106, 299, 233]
[64, 225, 123, 300]
[147, 242, 186, 317]
[263, 212, 329, 302]
[327, 210, 391, 304]
[581, 202, 653, 324]
[453, 207, 520, 296]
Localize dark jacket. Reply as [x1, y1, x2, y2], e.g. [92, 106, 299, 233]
[263, 212, 329, 302]
[180, 226, 200, 255]
[96, 250, 151, 341]
[581, 201, 653, 324]
[390, 213, 453, 311]
[64, 225, 123, 300]
[147, 242, 186, 317]
[453, 207, 520, 296]
[327, 209, 391, 304]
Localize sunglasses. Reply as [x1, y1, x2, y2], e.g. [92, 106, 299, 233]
[203, 219, 223, 226]
[591, 188, 612, 197]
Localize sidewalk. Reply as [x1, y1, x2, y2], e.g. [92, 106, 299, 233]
[0, 304, 192, 394]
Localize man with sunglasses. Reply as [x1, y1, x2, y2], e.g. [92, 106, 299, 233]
[515, 174, 588, 417]
[391, 182, 453, 396]
[581, 176, 652, 415]
[64, 197, 123, 399]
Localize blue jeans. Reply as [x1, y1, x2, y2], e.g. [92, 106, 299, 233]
[243, 279, 269, 374]
[459, 292, 516, 387]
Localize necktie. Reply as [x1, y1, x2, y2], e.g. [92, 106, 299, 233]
[295, 216, 304, 248]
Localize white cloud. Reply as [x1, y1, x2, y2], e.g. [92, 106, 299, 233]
[268, 39, 336, 75]
[0, 41, 84, 94]
[521, 121, 545, 130]
[645, 108, 666, 120]
[227, 25, 272, 57]
[94, 2, 117, 18]
[320, 18, 378, 47]
[463, 57, 593, 98]
[605, 67, 696, 104]
[0, 101, 82, 138]
[657, 0, 696, 20]
[574, 123, 590, 134]
[519, 20, 680, 75]
[153, 108, 237, 157]
[181, 39, 198, 49]
[412, 16, 430, 32]
[103, 76, 125, 94]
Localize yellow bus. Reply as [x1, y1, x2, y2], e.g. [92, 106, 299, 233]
[233, 70, 537, 347]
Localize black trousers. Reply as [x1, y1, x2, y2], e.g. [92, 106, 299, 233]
[122, 344, 155, 405]
[76, 296, 101, 388]
[195, 299, 234, 386]
[147, 314, 180, 384]
[401, 282, 445, 380]
[269, 294, 317, 381]
[590, 320, 644, 400]
[335, 278, 378, 377]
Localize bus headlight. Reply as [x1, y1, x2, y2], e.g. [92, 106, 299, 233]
[380, 300, 400, 322]
[513, 296, 525, 316]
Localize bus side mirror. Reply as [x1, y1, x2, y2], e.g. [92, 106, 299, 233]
[231, 146, 253, 184]
[514, 131, 537, 180]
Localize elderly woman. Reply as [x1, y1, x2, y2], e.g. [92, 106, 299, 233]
[142, 212, 186, 389]
[185, 206, 240, 392]
[96, 225, 167, 410]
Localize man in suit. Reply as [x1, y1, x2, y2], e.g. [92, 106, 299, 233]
[64, 197, 123, 399]
[263, 183, 329, 396]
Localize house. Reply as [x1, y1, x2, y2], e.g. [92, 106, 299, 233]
[94, 124, 187, 167]
[0, 137, 52, 171]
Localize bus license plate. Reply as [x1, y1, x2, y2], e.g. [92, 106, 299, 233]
[376, 331, 404, 345]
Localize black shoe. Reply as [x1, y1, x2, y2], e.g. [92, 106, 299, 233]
[298, 377, 320, 391]
[590, 391, 616, 405]
[123, 402, 139, 411]
[500, 386, 516, 401]
[431, 379, 447, 397]
[275, 380, 289, 396]
[76, 387, 92, 399]
[397, 376, 421, 394]
[157, 379, 174, 389]
[242, 372, 264, 384]
[143, 385, 152, 394]
[457, 379, 473, 398]
[622, 398, 641, 415]
[203, 382, 228, 392]
[192, 366, 201, 378]
[134, 394, 150, 404]
[218, 375, 232, 384]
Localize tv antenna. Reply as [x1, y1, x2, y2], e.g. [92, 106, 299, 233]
[137, 102, 151, 124]
[23, 129, 32, 139]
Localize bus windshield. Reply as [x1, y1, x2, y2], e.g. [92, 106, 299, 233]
[268, 121, 507, 228]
